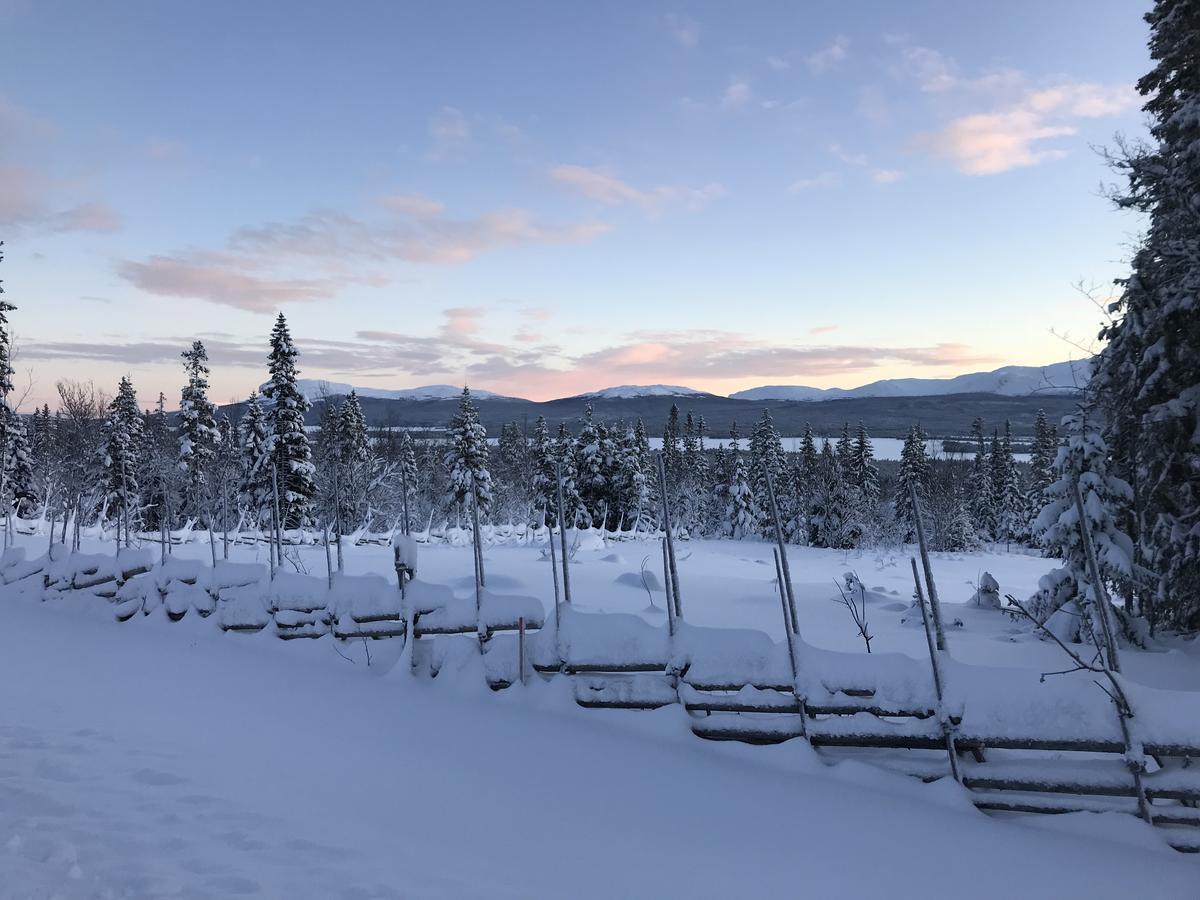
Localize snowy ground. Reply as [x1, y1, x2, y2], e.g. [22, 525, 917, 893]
[2, 531, 1198, 898]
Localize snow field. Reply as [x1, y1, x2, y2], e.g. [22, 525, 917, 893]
[1, 531, 1198, 897]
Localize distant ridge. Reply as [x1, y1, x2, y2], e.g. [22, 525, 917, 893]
[729, 360, 1091, 402]
[274, 380, 515, 403]
[573, 384, 711, 400]
[277, 360, 1089, 406]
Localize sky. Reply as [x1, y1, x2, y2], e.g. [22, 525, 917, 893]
[0, 0, 1153, 409]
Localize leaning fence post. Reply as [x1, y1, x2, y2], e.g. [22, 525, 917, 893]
[764, 467, 800, 637]
[774, 547, 807, 737]
[554, 462, 573, 606]
[662, 537, 676, 637]
[518, 616, 527, 686]
[909, 482, 947, 652]
[470, 470, 486, 591]
[911, 557, 961, 784]
[1070, 477, 1122, 673]
[656, 454, 683, 620]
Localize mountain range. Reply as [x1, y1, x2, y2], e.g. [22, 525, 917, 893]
[283, 360, 1088, 406]
[236, 360, 1087, 439]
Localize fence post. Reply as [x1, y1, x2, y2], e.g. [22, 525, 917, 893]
[911, 558, 961, 784]
[909, 482, 947, 652]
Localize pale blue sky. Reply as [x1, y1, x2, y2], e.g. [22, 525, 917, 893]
[0, 1, 1150, 407]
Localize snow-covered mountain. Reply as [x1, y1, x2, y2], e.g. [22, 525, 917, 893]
[575, 384, 710, 400]
[730, 360, 1091, 402]
[277, 380, 514, 403]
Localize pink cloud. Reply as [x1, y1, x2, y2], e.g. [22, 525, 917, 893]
[117, 256, 341, 313]
[119, 200, 608, 310]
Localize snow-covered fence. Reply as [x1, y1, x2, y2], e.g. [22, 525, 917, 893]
[4, 548, 1199, 850]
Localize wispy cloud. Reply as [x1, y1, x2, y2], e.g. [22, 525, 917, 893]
[805, 37, 849, 73]
[549, 165, 725, 215]
[886, 41, 1136, 175]
[787, 172, 840, 192]
[119, 197, 608, 312]
[921, 81, 1135, 175]
[0, 99, 121, 236]
[663, 13, 699, 47]
[427, 106, 471, 161]
[720, 79, 754, 110]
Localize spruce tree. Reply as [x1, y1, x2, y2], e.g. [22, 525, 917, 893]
[335, 390, 371, 529]
[5, 411, 34, 516]
[263, 313, 317, 528]
[1029, 414, 1134, 644]
[968, 417, 995, 540]
[835, 422, 854, 474]
[101, 377, 143, 534]
[443, 387, 493, 520]
[554, 422, 585, 527]
[662, 403, 683, 492]
[1090, 0, 1200, 629]
[178, 341, 218, 512]
[530, 415, 557, 517]
[397, 430, 418, 527]
[237, 391, 274, 529]
[0, 242, 15, 403]
[575, 403, 610, 526]
[894, 423, 930, 541]
[749, 409, 784, 534]
[849, 421, 879, 503]
[726, 446, 758, 540]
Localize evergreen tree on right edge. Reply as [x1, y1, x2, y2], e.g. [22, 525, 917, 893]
[1091, 0, 1200, 631]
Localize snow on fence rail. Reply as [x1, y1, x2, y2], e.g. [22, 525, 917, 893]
[3, 547, 1199, 851]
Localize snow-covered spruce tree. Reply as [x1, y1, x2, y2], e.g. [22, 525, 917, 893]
[575, 403, 611, 527]
[849, 421, 879, 504]
[396, 430, 418, 527]
[1029, 414, 1135, 645]
[967, 417, 995, 540]
[100, 377, 143, 537]
[632, 418, 656, 527]
[893, 423, 930, 541]
[749, 409, 785, 535]
[835, 422, 854, 475]
[210, 414, 238, 542]
[177, 341, 218, 519]
[0, 245, 16, 474]
[336, 390, 372, 529]
[1028, 410, 1057, 496]
[496, 421, 531, 521]
[614, 424, 650, 532]
[4, 410, 34, 516]
[139, 393, 177, 534]
[1089, 0, 1200, 630]
[0, 242, 15, 402]
[661, 403, 683, 509]
[1025, 409, 1058, 537]
[443, 388, 493, 523]
[812, 449, 855, 549]
[237, 391, 274, 530]
[941, 489, 981, 552]
[678, 411, 709, 535]
[993, 421, 1025, 546]
[530, 415, 557, 518]
[726, 444, 758, 540]
[554, 422, 585, 527]
[263, 313, 316, 528]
